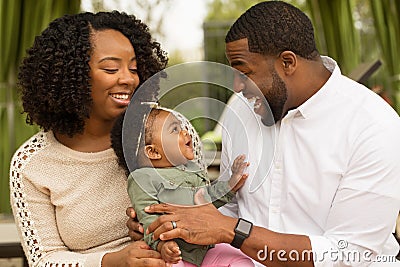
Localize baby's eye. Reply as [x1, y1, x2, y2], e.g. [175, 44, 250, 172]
[239, 72, 248, 81]
[130, 68, 138, 74]
[171, 125, 181, 133]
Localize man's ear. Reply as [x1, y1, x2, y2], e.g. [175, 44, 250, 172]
[279, 51, 297, 75]
[144, 145, 162, 160]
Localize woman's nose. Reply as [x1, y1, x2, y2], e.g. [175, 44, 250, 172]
[118, 69, 138, 86]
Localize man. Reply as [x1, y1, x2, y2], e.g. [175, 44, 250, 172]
[131, 1, 400, 266]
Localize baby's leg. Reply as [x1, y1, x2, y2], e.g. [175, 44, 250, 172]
[200, 243, 255, 266]
[173, 260, 197, 267]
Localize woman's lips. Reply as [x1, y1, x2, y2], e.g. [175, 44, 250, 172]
[110, 93, 131, 105]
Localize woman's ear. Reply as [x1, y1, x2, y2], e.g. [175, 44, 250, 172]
[144, 145, 162, 160]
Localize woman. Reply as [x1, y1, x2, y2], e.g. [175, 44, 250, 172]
[10, 11, 168, 267]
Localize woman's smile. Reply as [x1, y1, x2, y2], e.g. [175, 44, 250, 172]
[109, 92, 132, 106]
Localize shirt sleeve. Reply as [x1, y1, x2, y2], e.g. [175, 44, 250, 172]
[127, 172, 161, 251]
[10, 155, 106, 267]
[310, 120, 400, 267]
[207, 180, 235, 208]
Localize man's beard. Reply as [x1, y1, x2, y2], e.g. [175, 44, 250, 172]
[261, 69, 288, 126]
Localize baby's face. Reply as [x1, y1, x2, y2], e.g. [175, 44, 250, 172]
[152, 110, 194, 166]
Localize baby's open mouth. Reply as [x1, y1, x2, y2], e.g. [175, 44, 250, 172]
[185, 140, 192, 148]
[248, 96, 262, 109]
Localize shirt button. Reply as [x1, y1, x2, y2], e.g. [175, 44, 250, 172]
[271, 207, 279, 213]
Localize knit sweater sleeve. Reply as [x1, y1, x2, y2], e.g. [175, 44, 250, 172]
[9, 133, 107, 267]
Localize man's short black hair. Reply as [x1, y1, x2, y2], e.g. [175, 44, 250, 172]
[226, 1, 319, 60]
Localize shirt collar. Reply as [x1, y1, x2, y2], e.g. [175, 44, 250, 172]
[176, 160, 203, 172]
[295, 56, 341, 119]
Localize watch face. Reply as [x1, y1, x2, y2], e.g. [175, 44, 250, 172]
[237, 219, 252, 234]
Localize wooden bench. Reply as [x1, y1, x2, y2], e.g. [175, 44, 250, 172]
[0, 222, 28, 267]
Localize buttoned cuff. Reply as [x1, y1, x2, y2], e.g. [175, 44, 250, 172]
[309, 235, 335, 267]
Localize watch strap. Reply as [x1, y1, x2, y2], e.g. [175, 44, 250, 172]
[230, 231, 247, 249]
[230, 218, 253, 249]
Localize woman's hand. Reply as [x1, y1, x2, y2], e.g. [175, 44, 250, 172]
[126, 207, 144, 240]
[102, 241, 166, 267]
[145, 203, 237, 245]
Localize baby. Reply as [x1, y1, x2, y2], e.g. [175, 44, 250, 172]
[112, 106, 254, 267]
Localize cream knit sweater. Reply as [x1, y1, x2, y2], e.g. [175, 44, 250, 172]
[10, 131, 132, 267]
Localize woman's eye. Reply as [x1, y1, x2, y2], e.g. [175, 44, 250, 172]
[103, 69, 118, 74]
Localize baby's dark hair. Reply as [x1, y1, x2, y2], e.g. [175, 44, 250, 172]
[144, 108, 162, 146]
[18, 11, 168, 137]
[226, 1, 319, 60]
[111, 107, 163, 175]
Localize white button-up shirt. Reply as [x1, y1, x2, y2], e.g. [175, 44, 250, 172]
[219, 57, 400, 266]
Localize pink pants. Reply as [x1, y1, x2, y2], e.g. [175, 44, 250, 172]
[173, 243, 254, 267]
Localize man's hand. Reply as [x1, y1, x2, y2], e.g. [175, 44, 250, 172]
[126, 207, 144, 241]
[145, 203, 237, 245]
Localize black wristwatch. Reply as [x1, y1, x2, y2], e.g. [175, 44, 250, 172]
[230, 218, 253, 249]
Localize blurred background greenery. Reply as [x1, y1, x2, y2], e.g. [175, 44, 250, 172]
[1, 0, 399, 214]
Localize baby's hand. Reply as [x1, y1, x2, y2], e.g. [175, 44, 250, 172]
[160, 240, 182, 264]
[229, 154, 249, 192]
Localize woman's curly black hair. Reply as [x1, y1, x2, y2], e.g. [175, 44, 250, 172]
[18, 11, 168, 136]
[111, 111, 130, 175]
[226, 1, 319, 60]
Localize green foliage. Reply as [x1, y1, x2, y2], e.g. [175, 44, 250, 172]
[369, 0, 400, 111]
[205, 0, 265, 21]
[306, 0, 361, 74]
[0, 0, 80, 214]
[307, 0, 399, 111]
